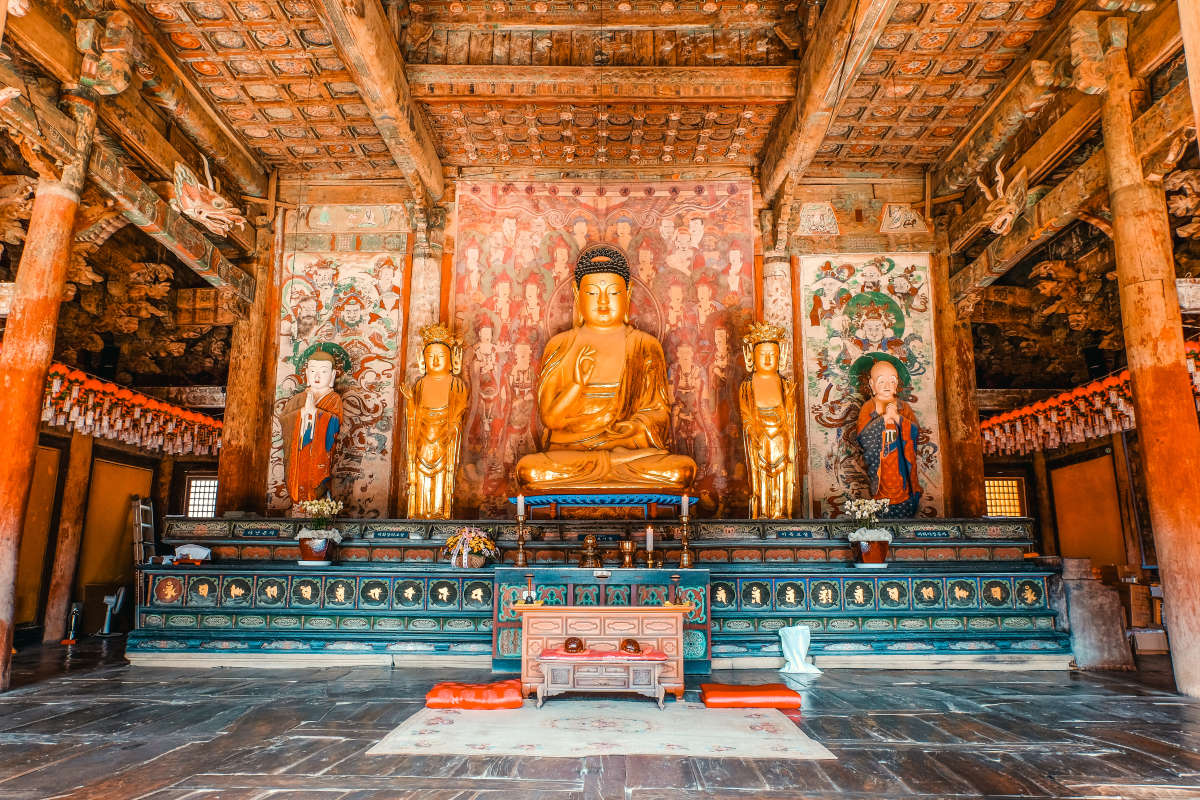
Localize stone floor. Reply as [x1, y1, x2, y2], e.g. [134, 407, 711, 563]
[2, 639, 1199, 799]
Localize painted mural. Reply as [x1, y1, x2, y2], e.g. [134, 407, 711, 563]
[452, 181, 757, 518]
[798, 253, 944, 518]
[268, 205, 409, 518]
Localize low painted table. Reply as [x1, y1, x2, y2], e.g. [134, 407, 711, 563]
[535, 654, 667, 708]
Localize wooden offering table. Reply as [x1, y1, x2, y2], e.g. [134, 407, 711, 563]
[515, 603, 692, 700]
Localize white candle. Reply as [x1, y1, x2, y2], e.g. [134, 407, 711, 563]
[517, 494, 525, 517]
[681, 494, 689, 520]
[646, 525, 654, 552]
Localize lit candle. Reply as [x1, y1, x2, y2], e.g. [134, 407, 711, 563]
[646, 524, 654, 552]
[517, 494, 525, 517]
[681, 494, 689, 520]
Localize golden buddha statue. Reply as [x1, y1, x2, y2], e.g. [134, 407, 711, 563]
[739, 322, 798, 519]
[514, 244, 696, 492]
[402, 323, 469, 518]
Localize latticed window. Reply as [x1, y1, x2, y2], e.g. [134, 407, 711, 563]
[185, 476, 219, 518]
[985, 477, 1026, 517]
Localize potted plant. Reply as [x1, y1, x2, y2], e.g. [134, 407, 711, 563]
[295, 498, 344, 565]
[443, 526, 500, 568]
[845, 498, 892, 568]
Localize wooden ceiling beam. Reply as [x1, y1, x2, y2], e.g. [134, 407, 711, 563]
[408, 10, 783, 29]
[406, 65, 798, 102]
[946, 0, 1184, 253]
[950, 79, 1193, 305]
[317, 0, 445, 204]
[757, 0, 899, 205]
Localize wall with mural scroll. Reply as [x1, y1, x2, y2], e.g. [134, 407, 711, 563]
[797, 253, 944, 518]
[452, 180, 757, 518]
[268, 205, 412, 518]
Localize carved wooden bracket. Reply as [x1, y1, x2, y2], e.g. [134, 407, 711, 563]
[77, 12, 145, 96]
[1069, 12, 1106, 95]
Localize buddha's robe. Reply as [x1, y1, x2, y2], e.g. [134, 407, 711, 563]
[280, 390, 342, 503]
[855, 400, 922, 517]
[405, 375, 469, 519]
[739, 376, 797, 519]
[515, 327, 696, 491]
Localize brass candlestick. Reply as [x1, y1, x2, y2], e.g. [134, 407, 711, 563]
[579, 533, 601, 568]
[678, 515, 694, 568]
[619, 539, 634, 568]
[514, 513, 529, 568]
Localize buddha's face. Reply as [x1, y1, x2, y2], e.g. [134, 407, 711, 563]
[617, 221, 632, 239]
[869, 361, 900, 402]
[577, 272, 628, 328]
[754, 341, 779, 373]
[424, 343, 451, 376]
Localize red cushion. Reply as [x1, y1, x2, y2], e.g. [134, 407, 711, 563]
[538, 647, 669, 661]
[425, 679, 524, 709]
[700, 682, 803, 709]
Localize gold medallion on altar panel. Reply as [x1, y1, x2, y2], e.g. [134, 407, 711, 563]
[1016, 579, 1044, 607]
[948, 579, 978, 607]
[740, 580, 771, 609]
[981, 579, 1012, 607]
[811, 580, 840, 610]
[710, 581, 736, 610]
[394, 580, 424, 609]
[879, 580, 908, 609]
[913, 579, 943, 607]
[325, 578, 355, 607]
[221, 577, 253, 606]
[153, 576, 183, 605]
[359, 579, 389, 608]
[291, 577, 322, 607]
[187, 576, 219, 606]
[774, 581, 805, 610]
[463, 580, 492, 610]
[257, 577, 287, 607]
[845, 580, 874, 609]
[429, 580, 459, 609]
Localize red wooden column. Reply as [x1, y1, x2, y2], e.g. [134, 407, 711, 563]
[216, 221, 276, 516]
[1101, 18, 1200, 697]
[1179, 0, 1200, 136]
[933, 226, 986, 517]
[0, 90, 98, 689]
[42, 432, 94, 643]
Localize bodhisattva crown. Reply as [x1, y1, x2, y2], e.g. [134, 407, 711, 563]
[420, 322, 462, 349]
[742, 321, 787, 348]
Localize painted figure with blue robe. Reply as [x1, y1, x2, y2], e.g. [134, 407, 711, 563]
[280, 346, 345, 504]
[854, 354, 922, 518]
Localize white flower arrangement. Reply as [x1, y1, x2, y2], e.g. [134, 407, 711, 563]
[844, 497, 890, 525]
[294, 498, 344, 542]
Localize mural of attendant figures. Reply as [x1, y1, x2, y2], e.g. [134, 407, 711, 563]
[279, 343, 349, 504]
[853, 354, 922, 518]
[739, 323, 797, 519]
[402, 323, 469, 519]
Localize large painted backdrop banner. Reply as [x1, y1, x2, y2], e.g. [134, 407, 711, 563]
[453, 180, 756, 518]
[268, 205, 409, 518]
[798, 253, 944, 518]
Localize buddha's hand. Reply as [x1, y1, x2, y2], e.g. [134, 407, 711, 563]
[604, 420, 639, 448]
[573, 345, 597, 386]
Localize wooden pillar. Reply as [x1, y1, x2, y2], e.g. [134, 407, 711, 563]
[1110, 432, 1144, 569]
[0, 89, 98, 689]
[41, 433, 93, 643]
[933, 226, 986, 517]
[1101, 18, 1200, 696]
[1179, 0, 1200, 136]
[248, 209, 285, 504]
[216, 221, 276, 516]
[1031, 450, 1058, 557]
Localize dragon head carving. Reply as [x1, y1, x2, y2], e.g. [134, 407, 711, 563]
[171, 162, 246, 237]
[976, 156, 1029, 237]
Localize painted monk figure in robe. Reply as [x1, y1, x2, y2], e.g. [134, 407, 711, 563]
[739, 323, 797, 519]
[280, 348, 343, 504]
[514, 244, 696, 492]
[403, 323, 469, 519]
[855, 357, 922, 517]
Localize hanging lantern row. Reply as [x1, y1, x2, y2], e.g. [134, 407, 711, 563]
[981, 343, 1200, 456]
[41, 364, 223, 456]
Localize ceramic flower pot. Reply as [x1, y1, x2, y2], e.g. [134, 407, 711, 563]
[298, 537, 333, 564]
[856, 540, 889, 568]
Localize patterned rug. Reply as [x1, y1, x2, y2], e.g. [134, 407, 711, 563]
[367, 700, 836, 759]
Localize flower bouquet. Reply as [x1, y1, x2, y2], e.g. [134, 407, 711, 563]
[294, 498, 344, 564]
[844, 498, 892, 568]
[443, 526, 500, 568]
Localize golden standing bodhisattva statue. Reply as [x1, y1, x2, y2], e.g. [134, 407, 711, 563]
[402, 323, 469, 518]
[739, 322, 798, 519]
[514, 244, 696, 492]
